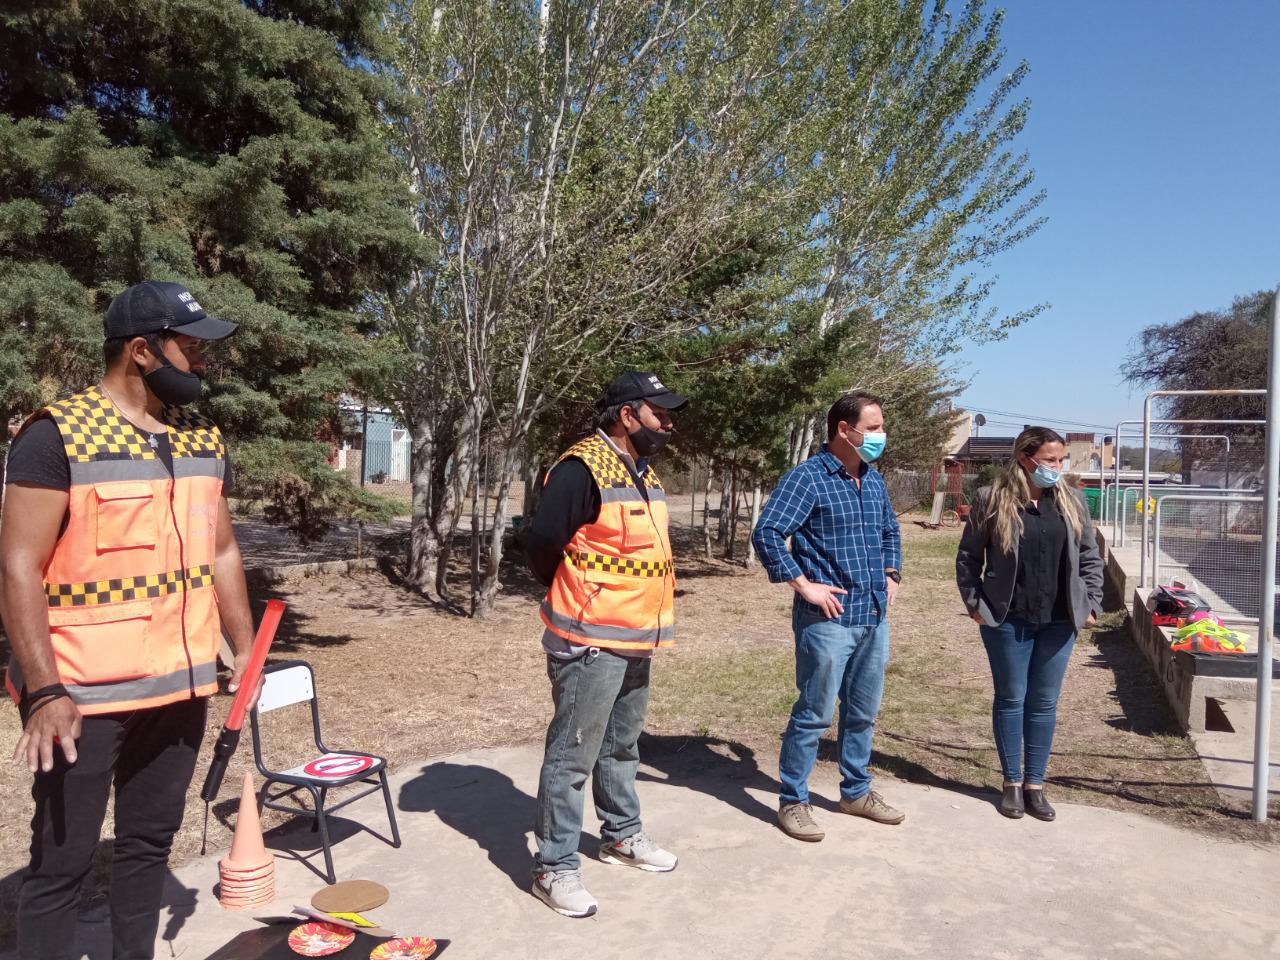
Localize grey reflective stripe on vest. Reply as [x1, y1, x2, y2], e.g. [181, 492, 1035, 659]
[540, 600, 673, 643]
[69, 458, 173, 485]
[598, 486, 666, 503]
[173, 458, 226, 480]
[599, 486, 647, 504]
[8, 660, 216, 707]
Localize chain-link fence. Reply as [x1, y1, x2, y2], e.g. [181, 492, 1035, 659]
[1152, 493, 1277, 623]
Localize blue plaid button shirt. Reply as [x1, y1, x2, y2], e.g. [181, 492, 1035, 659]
[751, 445, 902, 627]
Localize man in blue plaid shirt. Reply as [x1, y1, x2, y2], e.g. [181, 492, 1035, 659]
[751, 392, 904, 842]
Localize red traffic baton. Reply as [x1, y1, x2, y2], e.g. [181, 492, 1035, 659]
[200, 599, 285, 805]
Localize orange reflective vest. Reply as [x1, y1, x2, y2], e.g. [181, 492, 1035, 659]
[5, 385, 226, 715]
[540, 433, 675, 652]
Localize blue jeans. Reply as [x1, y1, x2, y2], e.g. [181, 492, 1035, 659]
[533, 648, 650, 873]
[979, 619, 1076, 784]
[779, 608, 890, 806]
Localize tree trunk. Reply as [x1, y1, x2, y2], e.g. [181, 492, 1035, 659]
[717, 463, 733, 548]
[435, 413, 475, 600]
[469, 446, 483, 616]
[522, 452, 541, 520]
[745, 479, 763, 568]
[406, 415, 443, 597]
[786, 421, 797, 466]
[724, 465, 740, 560]
[474, 434, 525, 618]
[702, 461, 713, 558]
[796, 414, 816, 465]
[688, 458, 697, 529]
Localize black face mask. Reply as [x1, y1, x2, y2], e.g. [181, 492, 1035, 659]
[141, 340, 203, 406]
[629, 422, 672, 458]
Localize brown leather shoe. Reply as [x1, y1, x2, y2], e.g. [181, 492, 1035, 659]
[838, 790, 905, 825]
[778, 802, 825, 841]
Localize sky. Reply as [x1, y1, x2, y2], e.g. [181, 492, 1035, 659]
[952, 0, 1279, 440]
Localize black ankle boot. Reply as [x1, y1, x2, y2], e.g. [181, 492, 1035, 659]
[1024, 787, 1056, 821]
[999, 784, 1024, 819]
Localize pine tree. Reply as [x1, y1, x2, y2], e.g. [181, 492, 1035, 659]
[0, 0, 421, 534]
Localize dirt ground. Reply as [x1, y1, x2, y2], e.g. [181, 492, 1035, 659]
[1, 506, 1276, 944]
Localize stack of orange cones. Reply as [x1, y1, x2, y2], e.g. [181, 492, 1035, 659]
[218, 773, 275, 910]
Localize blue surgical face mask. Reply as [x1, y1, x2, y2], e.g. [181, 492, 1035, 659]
[1031, 462, 1060, 488]
[855, 430, 887, 463]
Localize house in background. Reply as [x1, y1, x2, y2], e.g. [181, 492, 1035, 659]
[333, 401, 411, 483]
[951, 435, 1016, 467]
[1064, 432, 1101, 473]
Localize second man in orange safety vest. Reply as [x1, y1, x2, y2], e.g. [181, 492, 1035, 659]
[524, 371, 688, 918]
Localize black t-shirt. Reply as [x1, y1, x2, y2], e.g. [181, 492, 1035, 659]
[522, 447, 649, 587]
[4, 416, 233, 493]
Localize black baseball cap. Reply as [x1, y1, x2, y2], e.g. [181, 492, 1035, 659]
[600, 371, 689, 411]
[104, 281, 238, 342]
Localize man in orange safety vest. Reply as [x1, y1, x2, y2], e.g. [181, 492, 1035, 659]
[1, 280, 259, 960]
[523, 371, 688, 918]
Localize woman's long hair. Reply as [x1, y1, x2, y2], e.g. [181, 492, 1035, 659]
[987, 426, 1083, 553]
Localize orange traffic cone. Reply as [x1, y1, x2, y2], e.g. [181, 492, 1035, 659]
[225, 773, 268, 867]
[219, 772, 275, 910]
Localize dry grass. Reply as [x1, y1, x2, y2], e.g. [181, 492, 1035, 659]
[1, 510, 1275, 946]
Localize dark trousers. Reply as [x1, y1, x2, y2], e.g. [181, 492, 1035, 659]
[18, 697, 207, 960]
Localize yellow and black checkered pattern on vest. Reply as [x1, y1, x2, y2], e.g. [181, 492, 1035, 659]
[41, 386, 224, 464]
[556, 434, 664, 494]
[564, 550, 672, 578]
[46, 564, 215, 608]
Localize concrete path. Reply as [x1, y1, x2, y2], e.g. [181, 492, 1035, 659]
[11, 743, 1280, 960]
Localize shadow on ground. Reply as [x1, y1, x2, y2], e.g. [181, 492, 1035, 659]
[398, 761, 596, 892]
[0, 853, 201, 959]
[1081, 616, 1185, 736]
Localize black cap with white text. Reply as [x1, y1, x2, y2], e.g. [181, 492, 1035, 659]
[600, 371, 689, 411]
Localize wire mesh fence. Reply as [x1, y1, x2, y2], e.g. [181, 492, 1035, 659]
[1152, 494, 1279, 623]
[1116, 484, 1238, 546]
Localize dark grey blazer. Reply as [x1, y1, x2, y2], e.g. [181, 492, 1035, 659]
[955, 486, 1104, 630]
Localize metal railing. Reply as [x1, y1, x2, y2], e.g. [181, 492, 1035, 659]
[1115, 484, 1226, 546]
[1138, 400, 1267, 589]
[1151, 493, 1267, 618]
[1100, 431, 1231, 524]
[1110, 416, 1264, 547]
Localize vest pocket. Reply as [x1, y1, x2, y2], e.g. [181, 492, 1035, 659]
[621, 507, 655, 550]
[48, 599, 152, 685]
[94, 483, 157, 552]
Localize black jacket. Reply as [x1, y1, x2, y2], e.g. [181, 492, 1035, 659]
[956, 486, 1104, 629]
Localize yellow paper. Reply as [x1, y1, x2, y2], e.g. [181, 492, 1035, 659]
[328, 911, 373, 927]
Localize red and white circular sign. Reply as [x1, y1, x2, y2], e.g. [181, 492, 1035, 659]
[303, 754, 374, 778]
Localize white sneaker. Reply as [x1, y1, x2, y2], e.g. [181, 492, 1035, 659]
[532, 869, 598, 918]
[598, 832, 678, 872]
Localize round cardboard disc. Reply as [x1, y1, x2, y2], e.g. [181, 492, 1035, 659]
[312, 880, 389, 914]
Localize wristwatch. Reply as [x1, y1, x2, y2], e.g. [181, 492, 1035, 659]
[885, 568, 901, 584]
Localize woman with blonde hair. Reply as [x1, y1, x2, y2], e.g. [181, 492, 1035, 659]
[956, 427, 1104, 820]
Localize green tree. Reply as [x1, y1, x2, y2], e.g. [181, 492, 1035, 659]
[375, 0, 1046, 610]
[0, 0, 421, 535]
[1121, 289, 1272, 468]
